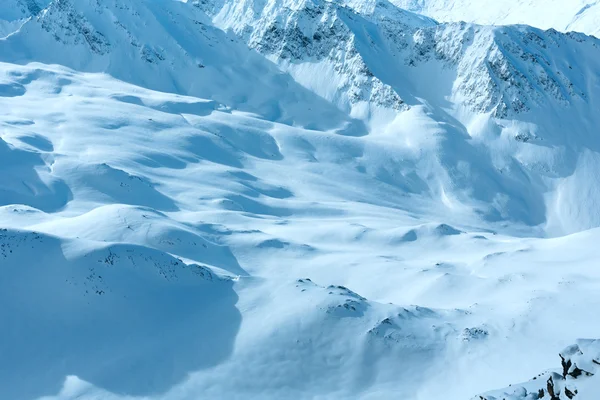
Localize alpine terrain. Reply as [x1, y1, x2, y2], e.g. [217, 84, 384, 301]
[1, 0, 600, 399]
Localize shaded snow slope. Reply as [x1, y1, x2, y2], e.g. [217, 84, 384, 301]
[0, 0, 47, 38]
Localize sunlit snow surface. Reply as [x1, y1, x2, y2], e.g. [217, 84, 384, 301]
[1, 1, 600, 399]
[390, 0, 600, 36]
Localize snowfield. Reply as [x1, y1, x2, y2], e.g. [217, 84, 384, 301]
[2, 0, 600, 399]
[390, 0, 600, 37]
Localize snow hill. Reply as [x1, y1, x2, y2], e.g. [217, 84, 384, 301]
[1, 0, 600, 399]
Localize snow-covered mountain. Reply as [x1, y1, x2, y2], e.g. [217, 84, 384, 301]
[2, 0, 600, 399]
[390, 0, 600, 37]
[202, 0, 595, 119]
[0, 0, 366, 132]
[0, 0, 46, 37]
[199, 0, 600, 234]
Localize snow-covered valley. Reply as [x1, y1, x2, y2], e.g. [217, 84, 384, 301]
[2, 0, 600, 399]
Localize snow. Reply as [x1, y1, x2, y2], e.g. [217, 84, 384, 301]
[389, 0, 600, 37]
[2, 0, 600, 399]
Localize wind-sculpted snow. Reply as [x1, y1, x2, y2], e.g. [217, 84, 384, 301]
[0, 227, 240, 400]
[2, 0, 600, 399]
[2, 61, 600, 399]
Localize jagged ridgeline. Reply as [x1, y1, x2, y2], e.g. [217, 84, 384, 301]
[2, 0, 597, 120]
[196, 0, 597, 119]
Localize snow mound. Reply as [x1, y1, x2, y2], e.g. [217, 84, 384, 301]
[0, 227, 239, 400]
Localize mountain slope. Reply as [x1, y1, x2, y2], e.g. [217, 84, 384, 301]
[2, 1, 600, 400]
[0, 0, 46, 38]
[0, 0, 366, 134]
[0, 43, 597, 400]
[201, 0, 600, 234]
[202, 0, 598, 118]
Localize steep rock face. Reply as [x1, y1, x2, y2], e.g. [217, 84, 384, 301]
[0, 0, 45, 37]
[38, 0, 110, 55]
[197, 0, 417, 117]
[200, 0, 598, 121]
[413, 23, 592, 118]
